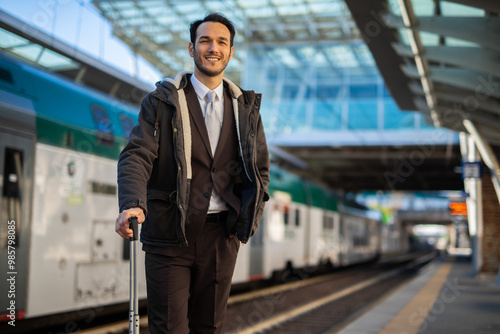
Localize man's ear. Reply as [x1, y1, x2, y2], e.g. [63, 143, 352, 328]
[228, 46, 234, 61]
[188, 42, 194, 57]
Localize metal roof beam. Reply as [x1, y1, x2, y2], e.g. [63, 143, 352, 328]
[414, 97, 500, 144]
[382, 14, 500, 52]
[437, 102, 500, 127]
[394, 44, 500, 78]
[398, 0, 441, 127]
[434, 88, 500, 116]
[444, 0, 500, 14]
[247, 20, 355, 34]
[248, 38, 364, 48]
[291, 149, 455, 160]
[402, 65, 500, 100]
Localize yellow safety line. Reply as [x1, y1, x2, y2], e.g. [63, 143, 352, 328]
[232, 269, 402, 334]
[378, 260, 453, 334]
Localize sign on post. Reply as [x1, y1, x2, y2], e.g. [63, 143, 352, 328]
[462, 162, 481, 179]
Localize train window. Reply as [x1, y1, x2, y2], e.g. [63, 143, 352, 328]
[119, 113, 134, 139]
[323, 215, 334, 230]
[1, 148, 23, 248]
[0, 67, 14, 84]
[283, 206, 289, 226]
[65, 131, 74, 148]
[88, 181, 117, 195]
[295, 208, 300, 227]
[91, 104, 114, 146]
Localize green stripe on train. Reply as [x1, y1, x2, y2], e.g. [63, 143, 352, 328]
[268, 167, 338, 210]
[37, 116, 127, 159]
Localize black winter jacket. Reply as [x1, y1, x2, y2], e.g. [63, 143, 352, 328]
[117, 72, 270, 246]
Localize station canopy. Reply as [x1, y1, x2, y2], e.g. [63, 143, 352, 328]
[91, 0, 372, 84]
[346, 0, 500, 146]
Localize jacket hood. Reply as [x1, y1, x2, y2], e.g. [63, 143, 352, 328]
[153, 71, 245, 102]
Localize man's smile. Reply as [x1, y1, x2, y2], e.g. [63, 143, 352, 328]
[206, 55, 221, 62]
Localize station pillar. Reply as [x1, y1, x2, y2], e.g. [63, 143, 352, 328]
[481, 168, 500, 274]
[461, 130, 500, 276]
[460, 133, 483, 275]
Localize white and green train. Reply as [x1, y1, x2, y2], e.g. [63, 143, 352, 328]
[0, 53, 386, 325]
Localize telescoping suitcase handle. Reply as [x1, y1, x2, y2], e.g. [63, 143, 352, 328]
[129, 216, 139, 334]
[129, 216, 139, 241]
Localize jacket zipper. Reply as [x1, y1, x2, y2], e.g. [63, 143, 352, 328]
[244, 111, 260, 242]
[238, 108, 254, 183]
[171, 113, 188, 246]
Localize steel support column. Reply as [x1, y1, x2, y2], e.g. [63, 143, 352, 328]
[459, 132, 483, 275]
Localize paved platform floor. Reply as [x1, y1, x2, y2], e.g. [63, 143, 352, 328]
[334, 254, 500, 334]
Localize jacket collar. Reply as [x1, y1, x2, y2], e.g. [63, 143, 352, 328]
[156, 71, 244, 101]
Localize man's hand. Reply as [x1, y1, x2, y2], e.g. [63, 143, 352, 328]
[115, 207, 145, 239]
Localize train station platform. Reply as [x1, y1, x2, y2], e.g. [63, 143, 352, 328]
[335, 253, 500, 334]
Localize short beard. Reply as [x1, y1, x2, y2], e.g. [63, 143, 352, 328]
[193, 48, 229, 77]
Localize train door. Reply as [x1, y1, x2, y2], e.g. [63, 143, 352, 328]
[338, 215, 345, 265]
[249, 209, 265, 280]
[0, 130, 35, 321]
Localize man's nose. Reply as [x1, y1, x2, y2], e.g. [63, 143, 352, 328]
[208, 41, 217, 52]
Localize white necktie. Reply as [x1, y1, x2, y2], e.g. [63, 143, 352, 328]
[205, 90, 220, 156]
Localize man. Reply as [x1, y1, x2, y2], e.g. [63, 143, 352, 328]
[115, 12, 270, 334]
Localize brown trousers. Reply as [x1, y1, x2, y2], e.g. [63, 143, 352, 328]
[145, 219, 240, 334]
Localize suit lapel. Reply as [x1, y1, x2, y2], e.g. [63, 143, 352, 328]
[184, 80, 213, 158]
[213, 86, 233, 161]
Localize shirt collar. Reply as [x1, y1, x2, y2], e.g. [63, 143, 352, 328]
[190, 74, 224, 101]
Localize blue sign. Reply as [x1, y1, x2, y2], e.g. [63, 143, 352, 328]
[462, 162, 481, 179]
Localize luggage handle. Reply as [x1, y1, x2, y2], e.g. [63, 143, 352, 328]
[129, 216, 139, 334]
[129, 216, 139, 241]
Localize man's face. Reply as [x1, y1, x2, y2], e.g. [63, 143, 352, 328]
[189, 21, 234, 78]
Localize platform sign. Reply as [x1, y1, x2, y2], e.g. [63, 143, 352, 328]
[449, 202, 467, 216]
[462, 162, 481, 179]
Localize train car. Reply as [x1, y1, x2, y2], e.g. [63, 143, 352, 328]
[0, 52, 382, 324]
[0, 53, 145, 322]
[232, 167, 381, 284]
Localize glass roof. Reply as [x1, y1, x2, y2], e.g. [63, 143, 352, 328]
[0, 27, 79, 71]
[92, 0, 372, 84]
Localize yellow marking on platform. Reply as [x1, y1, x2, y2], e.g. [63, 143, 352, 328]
[378, 260, 453, 334]
[232, 269, 402, 334]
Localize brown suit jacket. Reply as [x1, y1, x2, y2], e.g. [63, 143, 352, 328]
[151, 79, 241, 256]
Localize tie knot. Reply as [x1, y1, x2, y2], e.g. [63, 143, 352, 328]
[206, 91, 216, 103]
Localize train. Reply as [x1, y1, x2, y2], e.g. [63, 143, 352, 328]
[0, 52, 388, 325]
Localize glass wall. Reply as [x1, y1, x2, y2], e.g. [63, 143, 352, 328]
[243, 45, 434, 137]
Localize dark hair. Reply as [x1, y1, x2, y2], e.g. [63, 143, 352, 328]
[189, 12, 236, 47]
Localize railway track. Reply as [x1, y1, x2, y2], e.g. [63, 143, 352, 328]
[222, 251, 436, 333]
[104, 251, 436, 334]
[14, 251, 436, 334]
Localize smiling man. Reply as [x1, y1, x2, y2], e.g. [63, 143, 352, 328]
[115, 12, 270, 334]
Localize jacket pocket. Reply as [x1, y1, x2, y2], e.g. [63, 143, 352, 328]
[141, 190, 181, 245]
